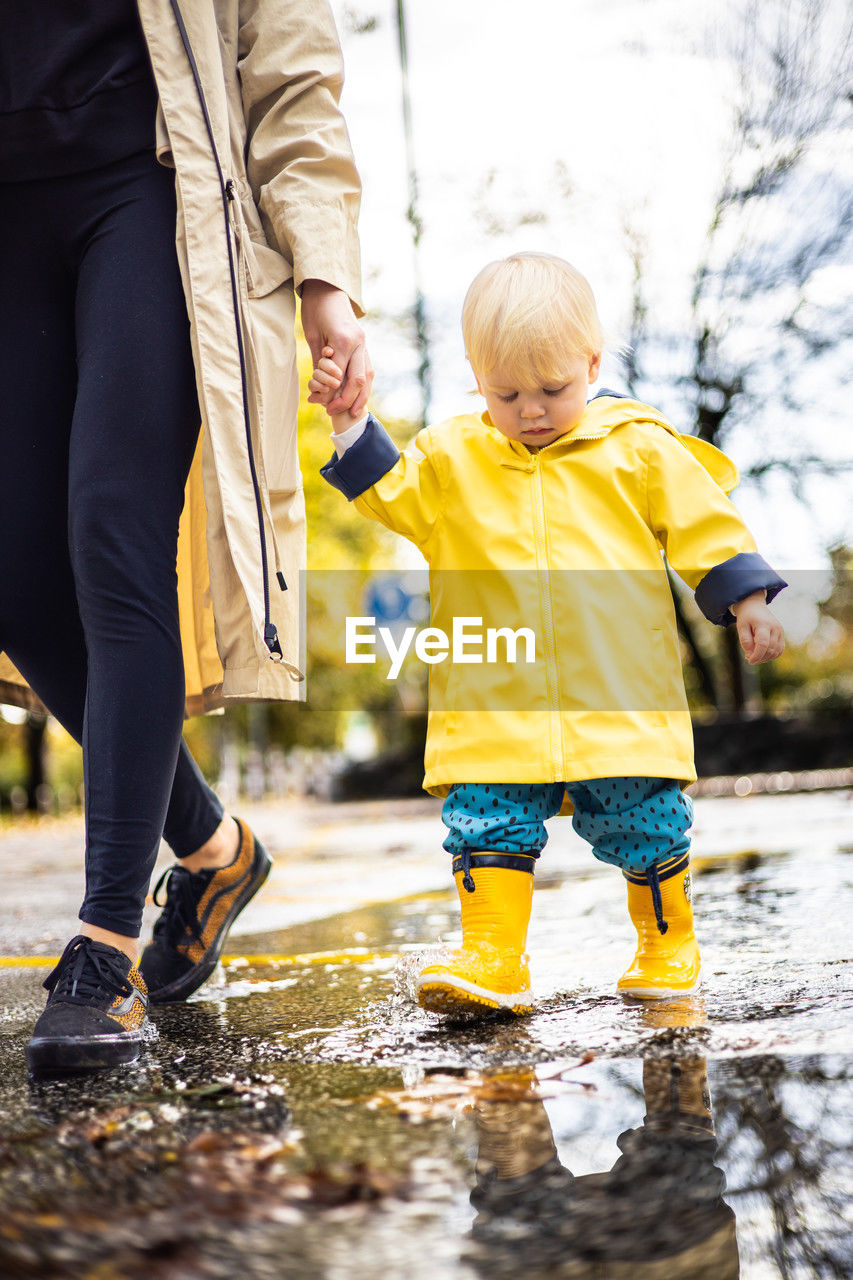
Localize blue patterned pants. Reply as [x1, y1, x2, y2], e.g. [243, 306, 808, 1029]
[442, 778, 692, 874]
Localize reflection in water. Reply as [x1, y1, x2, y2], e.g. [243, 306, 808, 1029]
[468, 1003, 738, 1278]
[2, 909, 850, 1279]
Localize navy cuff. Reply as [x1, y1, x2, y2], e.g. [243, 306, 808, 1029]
[320, 414, 401, 500]
[694, 552, 787, 626]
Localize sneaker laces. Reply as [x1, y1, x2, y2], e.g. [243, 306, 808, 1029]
[43, 936, 135, 1005]
[151, 864, 210, 948]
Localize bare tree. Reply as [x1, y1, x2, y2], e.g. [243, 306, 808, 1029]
[625, 0, 853, 714]
[688, 0, 853, 461]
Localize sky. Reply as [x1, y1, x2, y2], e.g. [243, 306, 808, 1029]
[326, 0, 852, 578]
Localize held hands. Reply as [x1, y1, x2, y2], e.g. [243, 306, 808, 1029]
[308, 347, 363, 434]
[301, 280, 373, 418]
[729, 591, 786, 664]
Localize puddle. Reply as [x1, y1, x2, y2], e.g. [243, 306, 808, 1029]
[1, 831, 851, 1278]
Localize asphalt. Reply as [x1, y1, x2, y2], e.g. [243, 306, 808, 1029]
[1, 790, 851, 1279]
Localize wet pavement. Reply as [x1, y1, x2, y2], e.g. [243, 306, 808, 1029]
[1, 791, 852, 1279]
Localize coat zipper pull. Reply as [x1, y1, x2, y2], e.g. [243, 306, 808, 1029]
[264, 622, 283, 660]
[224, 178, 236, 201]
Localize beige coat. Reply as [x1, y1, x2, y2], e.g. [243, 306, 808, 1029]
[0, 0, 362, 714]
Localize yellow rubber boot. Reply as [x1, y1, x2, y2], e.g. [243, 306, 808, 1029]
[617, 858, 701, 999]
[643, 1056, 713, 1136]
[417, 863, 534, 1017]
[472, 1072, 558, 1180]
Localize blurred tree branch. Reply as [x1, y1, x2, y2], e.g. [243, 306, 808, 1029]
[622, 0, 853, 715]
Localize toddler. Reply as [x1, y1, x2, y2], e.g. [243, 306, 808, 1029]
[310, 252, 786, 1016]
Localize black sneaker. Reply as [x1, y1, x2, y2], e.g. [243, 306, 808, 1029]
[26, 935, 150, 1077]
[139, 818, 272, 1003]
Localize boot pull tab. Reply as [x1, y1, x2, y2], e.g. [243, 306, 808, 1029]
[646, 864, 668, 935]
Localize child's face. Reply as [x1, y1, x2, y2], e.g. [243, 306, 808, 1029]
[475, 352, 601, 450]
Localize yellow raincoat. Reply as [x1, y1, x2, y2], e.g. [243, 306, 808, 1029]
[330, 396, 779, 797]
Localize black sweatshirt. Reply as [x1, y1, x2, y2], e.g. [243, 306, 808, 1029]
[0, 0, 158, 181]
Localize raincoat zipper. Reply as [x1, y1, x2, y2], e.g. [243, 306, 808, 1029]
[167, 0, 283, 661]
[532, 459, 564, 775]
[528, 430, 605, 772]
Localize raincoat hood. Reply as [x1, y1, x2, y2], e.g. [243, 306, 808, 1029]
[482, 395, 741, 495]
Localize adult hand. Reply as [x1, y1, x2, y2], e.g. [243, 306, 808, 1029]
[301, 279, 373, 418]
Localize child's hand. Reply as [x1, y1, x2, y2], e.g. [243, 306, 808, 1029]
[730, 592, 786, 664]
[308, 347, 365, 434]
[307, 346, 342, 406]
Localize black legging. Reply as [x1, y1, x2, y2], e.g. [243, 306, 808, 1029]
[0, 147, 223, 938]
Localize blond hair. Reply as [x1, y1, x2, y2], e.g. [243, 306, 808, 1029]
[462, 252, 603, 388]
